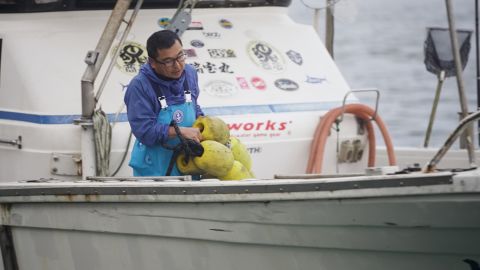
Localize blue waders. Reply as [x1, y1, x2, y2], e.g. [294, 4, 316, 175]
[129, 79, 196, 176]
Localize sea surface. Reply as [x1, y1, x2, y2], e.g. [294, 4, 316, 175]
[288, 0, 478, 147]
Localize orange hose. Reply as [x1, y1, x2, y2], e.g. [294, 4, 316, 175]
[307, 109, 375, 172]
[307, 104, 396, 174]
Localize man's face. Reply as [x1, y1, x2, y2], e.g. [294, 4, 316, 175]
[150, 40, 186, 79]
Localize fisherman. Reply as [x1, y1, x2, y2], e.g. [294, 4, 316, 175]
[124, 30, 204, 176]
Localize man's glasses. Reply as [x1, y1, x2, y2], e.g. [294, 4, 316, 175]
[152, 52, 187, 68]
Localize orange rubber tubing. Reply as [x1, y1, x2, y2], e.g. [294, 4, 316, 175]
[306, 104, 396, 174]
[308, 107, 360, 170]
[307, 108, 376, 172]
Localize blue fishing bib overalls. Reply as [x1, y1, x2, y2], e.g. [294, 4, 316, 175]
[129, 78, 196, 176]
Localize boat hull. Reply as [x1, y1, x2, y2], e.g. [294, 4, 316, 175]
[0, 172, 479, 270]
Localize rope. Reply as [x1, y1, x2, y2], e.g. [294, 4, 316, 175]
[162, 121, 204, 176]
[109, 101, 130, 176]
[92, 108, 112, 176]
[111, 131, 132, 176]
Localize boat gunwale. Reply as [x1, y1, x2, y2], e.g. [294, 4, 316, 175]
[0, 172, 464, 203]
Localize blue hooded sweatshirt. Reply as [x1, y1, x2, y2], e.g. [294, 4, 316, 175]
[124, 63, 204, 146]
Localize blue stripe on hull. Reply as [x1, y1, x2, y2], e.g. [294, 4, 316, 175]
[0, 101, 341, 125]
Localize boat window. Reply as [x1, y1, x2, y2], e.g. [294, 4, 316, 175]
[1, 0, 291, 13]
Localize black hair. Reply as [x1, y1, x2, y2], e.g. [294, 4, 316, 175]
[146, 30, 183, 59]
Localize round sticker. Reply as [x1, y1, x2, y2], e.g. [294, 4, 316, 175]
[251, 77, 266, 90]
[112, 41, 148, 75]
[204, 80, 238, 97]
[219, 19, 233, 29]
[158, 17, 170, 29]
[190, 40, 205, 48]
[173, 110, 184, 123]
[274, 79, 299, 91]
[184, 48, 197, 58]
[286, 50, 303, 65]
[247, 40, 285, 73]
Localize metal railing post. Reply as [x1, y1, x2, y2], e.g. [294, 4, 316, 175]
[78, 0, 133, 179]
[445, 0, 476, 166]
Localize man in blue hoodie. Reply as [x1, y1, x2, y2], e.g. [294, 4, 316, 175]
[124, 30, 204, 176]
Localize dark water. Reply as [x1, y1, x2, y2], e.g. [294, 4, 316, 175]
[288, 0, 478, 147]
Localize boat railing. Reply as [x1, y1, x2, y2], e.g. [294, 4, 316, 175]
[425, 110, 480, 172]
[86, 175, 193, 182]
[338, 89, 380, 123]
[274, 173, 365, 179]
[77, 0, 142, 179]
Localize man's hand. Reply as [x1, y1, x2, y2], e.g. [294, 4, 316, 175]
[169, 126, 202, 143]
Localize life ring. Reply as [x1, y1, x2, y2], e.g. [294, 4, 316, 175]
[306, 104, 396, 174]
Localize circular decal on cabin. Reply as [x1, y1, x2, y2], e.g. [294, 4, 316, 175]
[190, 40, 205, 48]
[286, 50, 303, 65]
[251, 77, 266, 90]
[247, 40, 285, 73]
[158, 17, 170, 29]
[173, 110, 184, 124]
[204, 80, 238, 97]
[184, 48, 197, 58]
[112, 41, 148, 75]
[274, 79, 299, 91]
[219, 19, 233, 29]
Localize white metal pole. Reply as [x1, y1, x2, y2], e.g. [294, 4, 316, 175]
[325, 0, 335, 57]
[79, 0, 133, 179]
[445, 0, 476, 166]
[313, 8, 321, 36]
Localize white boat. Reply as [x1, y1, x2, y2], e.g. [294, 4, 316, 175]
[0, 170, 478, 270]
[0, 0, 479, 269]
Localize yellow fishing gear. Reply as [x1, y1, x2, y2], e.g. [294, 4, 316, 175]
[176, 116, 254, 180]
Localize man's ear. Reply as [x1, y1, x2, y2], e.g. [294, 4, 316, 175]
[148, 57, 156, 67]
